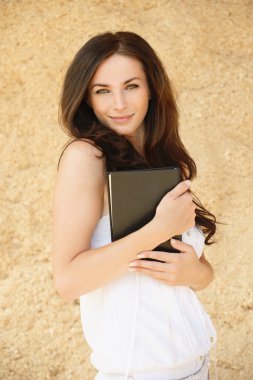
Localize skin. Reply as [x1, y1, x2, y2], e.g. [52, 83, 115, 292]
[128, 240, 214, 291]
[52, 54, 213, 302]
[88, 53, 150, 154]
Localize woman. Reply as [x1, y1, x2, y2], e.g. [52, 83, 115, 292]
[52, 31, 217, 380]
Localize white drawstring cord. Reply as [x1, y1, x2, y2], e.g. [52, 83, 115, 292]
[123, 272, 140, 380]
[212, 342, 218, 380]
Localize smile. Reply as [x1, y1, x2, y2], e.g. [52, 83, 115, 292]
[109, 114, 134, 121]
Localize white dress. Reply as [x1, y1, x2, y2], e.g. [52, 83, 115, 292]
[80, 215, 216, 380]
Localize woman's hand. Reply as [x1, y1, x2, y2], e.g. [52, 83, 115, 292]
[128, 238, 214, 291]
[153, 180, 196, 242]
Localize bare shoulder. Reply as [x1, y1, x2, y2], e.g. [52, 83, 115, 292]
[57, 139, 105, 182]
[53, 139, 106, 258]
[53, 138, 106, 223]
[58, 139, 104, 168]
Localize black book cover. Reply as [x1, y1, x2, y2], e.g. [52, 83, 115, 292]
[107, 167, 182, 258]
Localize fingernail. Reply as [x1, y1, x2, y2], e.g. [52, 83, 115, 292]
[170, 238, 176, 245]
[129, 262, 137, 267]
[137, 254, 144, 259]
[185, 180, 191, 187]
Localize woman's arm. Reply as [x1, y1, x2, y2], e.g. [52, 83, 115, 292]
[52, 141, 195, 301]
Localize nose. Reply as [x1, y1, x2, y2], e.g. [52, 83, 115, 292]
[113, 90, 127, 110]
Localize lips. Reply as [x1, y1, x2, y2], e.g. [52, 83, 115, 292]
[109, 114, 134, 120]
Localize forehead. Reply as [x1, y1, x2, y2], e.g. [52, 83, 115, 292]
[90, 54, 146, 84]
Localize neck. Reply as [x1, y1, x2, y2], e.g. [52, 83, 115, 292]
[125, 126, 145, 157]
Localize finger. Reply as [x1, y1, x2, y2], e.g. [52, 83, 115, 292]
[170, 238, 194, 253]
[136, 250, 183, 263]
[132, 267, 179, 285]
[129, 257, 169, 272]
[166, 180, 191, 200]
[128, 265, 169, 280]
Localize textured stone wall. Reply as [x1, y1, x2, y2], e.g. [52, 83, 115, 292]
[1, 1, 252, 379]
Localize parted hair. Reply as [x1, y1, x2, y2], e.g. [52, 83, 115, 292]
[59, 31, 216, 244]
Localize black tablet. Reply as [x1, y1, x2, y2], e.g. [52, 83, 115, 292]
[107, 167, 182, 257]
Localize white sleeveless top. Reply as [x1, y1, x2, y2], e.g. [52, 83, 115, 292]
[80, 215, 216, 376]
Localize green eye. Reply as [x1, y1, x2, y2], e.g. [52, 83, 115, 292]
[96, 89, 110, 94]
[127, 84, 138, 90]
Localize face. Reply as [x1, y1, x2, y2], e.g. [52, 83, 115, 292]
[88, 54, 150, 148]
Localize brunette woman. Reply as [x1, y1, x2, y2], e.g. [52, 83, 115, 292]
[52, 31, 217, 380]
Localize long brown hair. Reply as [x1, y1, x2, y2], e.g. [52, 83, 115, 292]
[59, 31, 216, 244]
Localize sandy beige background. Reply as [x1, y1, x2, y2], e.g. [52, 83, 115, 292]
[0, 1, 252, 379]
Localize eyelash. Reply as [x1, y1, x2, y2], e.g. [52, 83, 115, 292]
[95, 84, 139, 94]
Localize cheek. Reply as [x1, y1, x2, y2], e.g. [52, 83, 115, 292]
[137, 94, 149, 115]
[135, 88, 149, 107]
[91, 98, 109, 116]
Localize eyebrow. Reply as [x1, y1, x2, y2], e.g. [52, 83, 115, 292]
[90, 77, 141, 90]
